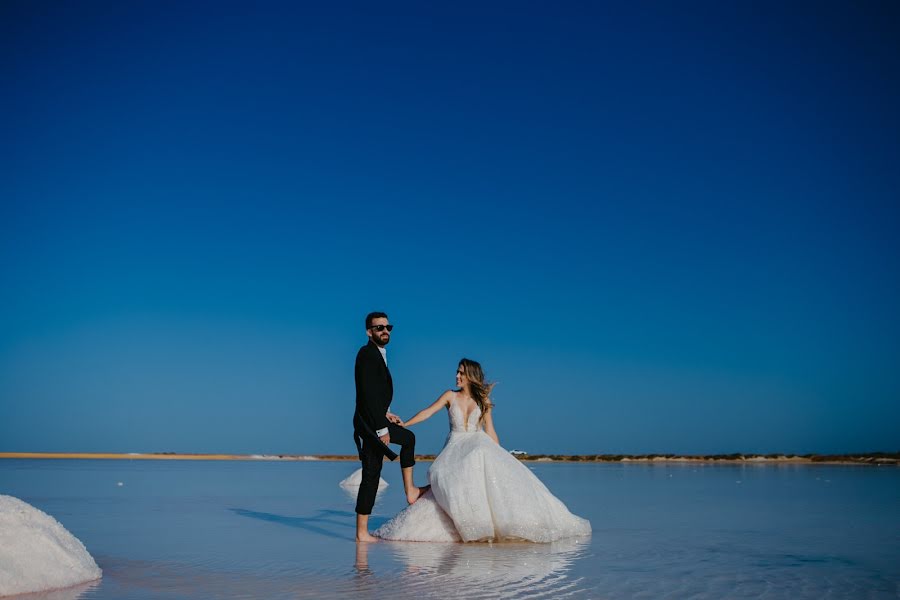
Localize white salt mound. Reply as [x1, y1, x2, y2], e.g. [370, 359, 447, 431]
[0, 495, 101, 597]
[339, 468, 388, 491]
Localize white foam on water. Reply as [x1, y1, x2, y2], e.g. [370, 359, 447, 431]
[0, 495, 101, 597]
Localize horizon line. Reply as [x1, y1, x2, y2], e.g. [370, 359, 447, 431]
[1, 451, 897, 465]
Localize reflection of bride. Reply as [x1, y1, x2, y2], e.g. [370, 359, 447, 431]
[389, 537, 589, 592]
[375, 359, 591, 543]
[355, 536, 589, 598]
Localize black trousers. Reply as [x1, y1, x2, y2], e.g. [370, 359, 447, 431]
[355, 423, 416, 515]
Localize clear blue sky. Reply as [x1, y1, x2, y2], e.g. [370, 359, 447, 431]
[1, 1, 898, 455]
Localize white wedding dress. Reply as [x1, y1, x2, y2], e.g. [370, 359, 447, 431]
[375, 393, 591, 543]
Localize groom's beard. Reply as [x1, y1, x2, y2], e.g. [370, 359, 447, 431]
[375, 334, 390, 346]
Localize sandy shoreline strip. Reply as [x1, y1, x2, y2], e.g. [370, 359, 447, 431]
[0, 452, 896, 465]
[0, 452, 326, 461]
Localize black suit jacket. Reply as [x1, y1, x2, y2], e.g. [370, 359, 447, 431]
[353, 340, 398, 461]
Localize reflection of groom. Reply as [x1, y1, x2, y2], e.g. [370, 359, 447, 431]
[353, 311, 426, 542]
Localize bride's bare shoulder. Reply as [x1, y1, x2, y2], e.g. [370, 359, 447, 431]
[438, 389, 456, 406]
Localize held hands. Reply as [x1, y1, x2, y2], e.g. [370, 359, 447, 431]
[378, 412, 403, 445]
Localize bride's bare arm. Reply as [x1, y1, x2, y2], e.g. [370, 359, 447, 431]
[403, 390, 452, 428]
[483, 409, 499, 444]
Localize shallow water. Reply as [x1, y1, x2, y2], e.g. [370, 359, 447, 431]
[1, 459, 898, 599]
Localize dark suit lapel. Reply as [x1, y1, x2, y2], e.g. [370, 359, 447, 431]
[366, 340, 392, 396]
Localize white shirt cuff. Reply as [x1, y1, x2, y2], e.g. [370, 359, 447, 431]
[375, 427, 389, 437]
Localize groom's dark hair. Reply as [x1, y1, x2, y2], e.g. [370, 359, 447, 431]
[365, 312, 389, 329]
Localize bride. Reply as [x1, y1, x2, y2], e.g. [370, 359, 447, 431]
[375, 358, 591, 543]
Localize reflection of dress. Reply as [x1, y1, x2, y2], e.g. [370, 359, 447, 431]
[375, 394, 591, 543]
[386, 537, 589, 595]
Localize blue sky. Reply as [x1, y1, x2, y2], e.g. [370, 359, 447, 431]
[1, 1, 898, 455]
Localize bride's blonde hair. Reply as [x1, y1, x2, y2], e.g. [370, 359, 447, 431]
[459, 358, 494, 423]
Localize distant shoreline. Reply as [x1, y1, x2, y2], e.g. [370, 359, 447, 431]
[1, 452, 897, 465]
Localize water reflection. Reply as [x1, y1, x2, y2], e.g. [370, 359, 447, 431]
[355, 537, 591, 598]
[8, 580, 99, 600]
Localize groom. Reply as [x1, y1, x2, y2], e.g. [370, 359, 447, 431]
[353, 311, 427, 542]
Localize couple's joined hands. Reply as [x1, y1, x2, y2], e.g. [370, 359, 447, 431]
[379, 412, 404, 445]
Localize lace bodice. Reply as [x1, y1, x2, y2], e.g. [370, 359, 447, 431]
[448, 394, 482, 433]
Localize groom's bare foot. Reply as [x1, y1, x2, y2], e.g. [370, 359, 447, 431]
[407, 484, 430, 505]
[356, 531, 379, 543]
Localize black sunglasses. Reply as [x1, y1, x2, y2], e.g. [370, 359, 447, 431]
[370, 324, 393, 332]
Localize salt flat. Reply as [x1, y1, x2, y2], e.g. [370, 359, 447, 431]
[1, 459, 898, 599]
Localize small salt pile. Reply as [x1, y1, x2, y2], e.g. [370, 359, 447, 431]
[0, 495, 102, 596]
[339, 468, 388, 491]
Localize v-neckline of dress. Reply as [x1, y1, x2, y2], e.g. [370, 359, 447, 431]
[454, 392, 479, 430]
